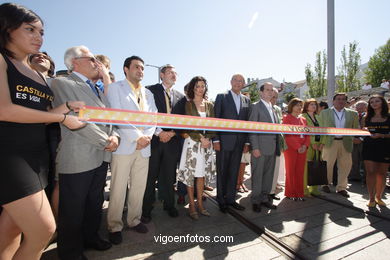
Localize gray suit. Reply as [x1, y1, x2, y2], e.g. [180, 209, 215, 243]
[51, 73, 117, 173]
[248, 100, 280, 204]
[51, 72, 119, 259]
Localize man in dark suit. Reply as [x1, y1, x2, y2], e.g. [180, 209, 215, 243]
[142, 64, 185, 222]
[213, 74, 250, 212]
[248, 83, 280, 212]
[51, 45, 120, 260]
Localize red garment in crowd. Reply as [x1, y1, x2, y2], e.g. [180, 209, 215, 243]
[283, 114, 310, 198]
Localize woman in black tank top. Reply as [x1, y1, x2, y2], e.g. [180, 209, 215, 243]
[0, 3, 85, 259]
[362, 95, 390, 208]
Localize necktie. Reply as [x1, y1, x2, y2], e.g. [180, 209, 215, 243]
[134, 90, 144, 111]
[86, 80, 100, 99]
[272, 108, 277, 123]
[164, 89, 171, 113]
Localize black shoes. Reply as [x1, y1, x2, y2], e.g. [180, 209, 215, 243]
[229, 202, 245, 211]
[75, 254, 88, 260]
[141, 215, 152, 224]
[269, 194, 280, 200]
[108, 232, 122, 245]
[165, 207, 179, 217]
[85, 238, 112, 251]
[131, 223, 148, 233]
[322, 186, 331, 193]
[252, 204, 261, 212]
[219, 202, 245, 212]
[261, 201, 277, 209]
[219, 204, 228, 213]
[337, 190, 350, 198]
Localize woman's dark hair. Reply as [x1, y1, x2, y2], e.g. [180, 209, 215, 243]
[319, 101, 328, 109]
[29, 51, 55, 77]
[287, 98, 303, 114]
[365, 95, 389, 124]
[187, 76, 208, 100]
[0, 3, 43, 58]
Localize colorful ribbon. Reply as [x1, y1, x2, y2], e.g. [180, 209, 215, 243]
[78, 106, 370, 136]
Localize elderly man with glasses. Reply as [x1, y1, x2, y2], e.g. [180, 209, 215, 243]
[50, 45, 120, 260]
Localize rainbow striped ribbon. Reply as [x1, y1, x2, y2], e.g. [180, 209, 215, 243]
[79, 106, 370, 136]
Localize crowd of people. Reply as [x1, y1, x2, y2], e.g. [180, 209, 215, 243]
[1, 3, 390, 260]
[362, 79, 390, 91]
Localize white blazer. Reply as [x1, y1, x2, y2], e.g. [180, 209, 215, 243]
[107, 79, 157, 157]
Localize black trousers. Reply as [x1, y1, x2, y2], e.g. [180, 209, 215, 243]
[216, 146, 243, 206]
[57, 162, 108, 260]
[142, 138, 180, 216]
[349, 143, 365, 181]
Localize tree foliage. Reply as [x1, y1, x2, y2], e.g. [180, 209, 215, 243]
[284, 92, 297, 103]
[305, 50, 327, 98]
[246, 82, 259, 103]
[336, 41, 361, 92]
[365, 39, 390, 87]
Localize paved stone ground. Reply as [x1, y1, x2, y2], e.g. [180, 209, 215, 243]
[42, 167, 390, 260]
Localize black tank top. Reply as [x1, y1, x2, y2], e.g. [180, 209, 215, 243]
[0, 54, 54, 152]
[364, 115, 390, 144]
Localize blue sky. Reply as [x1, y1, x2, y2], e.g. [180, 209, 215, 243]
[7, 0, 390, 99]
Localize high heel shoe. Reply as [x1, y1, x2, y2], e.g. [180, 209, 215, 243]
[200, 209, 211, 216]
[375, 198, 387, 207]
[367, 201, 376, 208]
[241, 184, 249, 192]
[236, 187, 244, 193]
[189, 211, 199, 220]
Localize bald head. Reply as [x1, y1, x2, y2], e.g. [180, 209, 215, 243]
[260, 82, 274, 102]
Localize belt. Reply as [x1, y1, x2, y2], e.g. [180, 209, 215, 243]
[334, 137, 343, 140]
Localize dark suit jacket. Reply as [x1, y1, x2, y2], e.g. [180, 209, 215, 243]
[146, 83, 185, 145]
[213, 91, 250, 151]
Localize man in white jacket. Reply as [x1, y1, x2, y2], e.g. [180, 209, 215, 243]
[106, 56, 157, 245]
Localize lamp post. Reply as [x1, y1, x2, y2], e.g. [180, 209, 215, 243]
[145, 64, 161, 83]
[327, 0, 335, 106]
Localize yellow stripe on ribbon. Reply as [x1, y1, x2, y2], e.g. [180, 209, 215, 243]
[79, 106, 370, 136]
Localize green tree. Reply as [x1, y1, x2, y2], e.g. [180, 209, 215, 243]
[336, 41, 361, 92]
[365, 39, 390, 87]
[246, 82, 259, 103]
[305, 50, 327, 98]
[284, 92, 297, 103]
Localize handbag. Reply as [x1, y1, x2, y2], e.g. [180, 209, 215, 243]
[307, 150, 328, 186]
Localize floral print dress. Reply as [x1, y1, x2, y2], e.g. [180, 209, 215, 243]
[177, 112, 216, 187]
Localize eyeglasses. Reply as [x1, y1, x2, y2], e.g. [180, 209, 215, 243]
[75, 56, 97, 63]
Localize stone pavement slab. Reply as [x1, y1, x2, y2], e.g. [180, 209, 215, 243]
[42, 165, 390, 260]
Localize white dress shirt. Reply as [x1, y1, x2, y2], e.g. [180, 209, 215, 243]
[230, 90, 241, 114]
[260, 99, 275, 123]
[362, 84, 372, 90]
[333, 107, 346, 138]
[380, 82, 389, 89]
